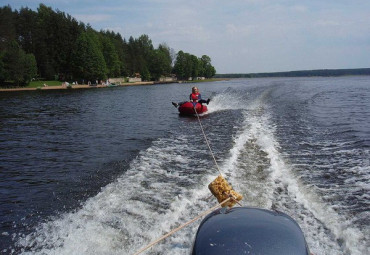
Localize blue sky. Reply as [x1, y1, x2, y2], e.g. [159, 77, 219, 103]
[3, 0, 370, 73]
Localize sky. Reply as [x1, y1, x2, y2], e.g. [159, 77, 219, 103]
[3, 0, 370, 73]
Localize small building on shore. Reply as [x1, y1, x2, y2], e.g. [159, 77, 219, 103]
[159, 75, 177, 82]
[109, 78, 126, 84]
[128, 73, 142, 83]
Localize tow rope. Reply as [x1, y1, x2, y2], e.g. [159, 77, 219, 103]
[193, 105, 223, 176]
[132, 197, 234, 255]
[194, 106, 243, 207]
[132, 104, 243, 254]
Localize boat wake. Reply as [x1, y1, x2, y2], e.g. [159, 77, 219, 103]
[207, 87, 248, 114]
[221, 88, 369, 255]
[15, 85, 369, 255]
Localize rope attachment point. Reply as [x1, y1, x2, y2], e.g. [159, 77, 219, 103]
[208, 175, 243, 207]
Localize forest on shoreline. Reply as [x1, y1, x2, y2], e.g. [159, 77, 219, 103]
[0, 4, 216, 87]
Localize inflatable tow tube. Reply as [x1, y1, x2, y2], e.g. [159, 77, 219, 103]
[178, 102, 208, 115]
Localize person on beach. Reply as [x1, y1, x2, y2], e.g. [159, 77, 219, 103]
[172, 86, 210, 108]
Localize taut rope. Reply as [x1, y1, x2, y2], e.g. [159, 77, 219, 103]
[132, 197, 233, 255]
[132, 103, 242, 255]
[193, 106, 223, 177]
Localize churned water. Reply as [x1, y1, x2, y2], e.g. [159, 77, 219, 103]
[0, 77, 369, 254]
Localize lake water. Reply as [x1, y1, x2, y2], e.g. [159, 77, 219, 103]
[0, 77, 369, 254]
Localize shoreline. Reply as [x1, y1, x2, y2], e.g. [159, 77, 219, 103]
[0, 78, 229, 92]
[0, 81, 155, 92]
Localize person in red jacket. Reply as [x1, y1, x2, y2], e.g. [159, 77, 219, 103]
[189, 86, 210, 104]
[172, 87, 210, 107]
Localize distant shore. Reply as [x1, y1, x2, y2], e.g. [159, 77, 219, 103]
[214, 68, 370, 79]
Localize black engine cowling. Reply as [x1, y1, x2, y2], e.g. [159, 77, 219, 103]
[192, 207, 310, 255]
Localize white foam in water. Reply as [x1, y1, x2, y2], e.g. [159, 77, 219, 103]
[16, 134, 218, 254]
[207, 88, 246, 113]
[220, 92, 369, 255]
[16, 87, 369, 254]
[15, 89, 245, 255]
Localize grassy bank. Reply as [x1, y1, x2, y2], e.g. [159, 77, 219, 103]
[28, 80, 63, 88]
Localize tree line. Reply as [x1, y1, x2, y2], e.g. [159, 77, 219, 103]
[0, 4, 216, 86]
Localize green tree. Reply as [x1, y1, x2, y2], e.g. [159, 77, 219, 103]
[157, 43, 172, 74]
[137, 34, 153, 61]
[101, 35, 120, 78]
[125, 36, 136, 75]
[125, 34, 154, 77]
[3, 40, 37, 86]
[173, 52, 216, 80]
[0, 6, 16, 51]
[71, 31, 107, 81]
[191, 55, 200, 78]
[173, 50, 186, 80]
[205, 65, 216, 78]
[183, 53, 193, 79]
[200, 55, 216, 78]
[141, 66, 151, 81]
[23, 53, 37, 83]
[101, 30, 127, 76]
[0, 4, 216, 84]
[34, 4, 56, 79]
[16, 7, 38, 54]
[0, 52, 5, 82]
[149, 44, 172, 80]
[3, 41, 26, 85]
[136, 34, 153, 77]
[29, 4, 83, 79]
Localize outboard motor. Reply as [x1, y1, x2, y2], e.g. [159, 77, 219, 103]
[192, 207, 310, 255]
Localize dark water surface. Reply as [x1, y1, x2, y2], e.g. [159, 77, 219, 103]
[0, 77, 369, 254]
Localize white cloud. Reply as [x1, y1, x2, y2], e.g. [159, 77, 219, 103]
[6, 0, 370, 73]
[290, 5, 308, 12]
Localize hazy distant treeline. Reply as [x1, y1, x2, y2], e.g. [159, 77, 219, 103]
[0, 4, 216, 86]
[215, 68, 370, 78]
